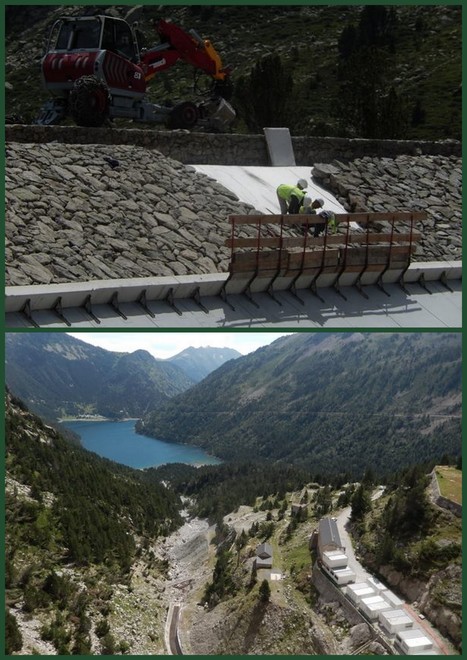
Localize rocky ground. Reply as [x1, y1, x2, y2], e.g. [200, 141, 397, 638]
[6, 142, 462, 287]
[312, 154, 462, 262]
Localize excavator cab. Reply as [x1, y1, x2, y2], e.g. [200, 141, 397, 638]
[47, 16, 139, 62]
[37, 15, 235, 131]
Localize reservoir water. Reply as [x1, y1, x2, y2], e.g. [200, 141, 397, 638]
[63, 419, 221, 469]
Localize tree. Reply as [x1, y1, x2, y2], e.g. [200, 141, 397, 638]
[338, 24, 358, 60]
[350, 484, 372, 521]
[234, 53, 294, 131]
[259, 579, 271, 603]
[249, 562, 258, 589]
[411, 98, 426, 127]
[5, 609, 23, 654]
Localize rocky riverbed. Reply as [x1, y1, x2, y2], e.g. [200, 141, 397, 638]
[6, 142, 462, 287]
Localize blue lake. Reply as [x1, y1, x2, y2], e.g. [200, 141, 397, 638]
[63, 419, 221, 469]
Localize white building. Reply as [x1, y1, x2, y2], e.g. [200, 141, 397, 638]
[330, 566, 356, 585]
[321, 562, 355, 585]
[359, 594, 392, 621]
[382, 588, 404, 608]
[346, 582, 375, 605]
[366, 576, 387, 593]
[395, 628, 434, 654]
[322, 549, 349, 569]
[379, 608, 415, 635]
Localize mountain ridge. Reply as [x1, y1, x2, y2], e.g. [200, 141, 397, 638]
[137, 332, 461, 477]
[165, 346, 241, 382]
[5, 333, 195, 421]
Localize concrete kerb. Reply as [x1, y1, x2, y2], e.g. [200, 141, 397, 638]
[5, 261, 461, 313]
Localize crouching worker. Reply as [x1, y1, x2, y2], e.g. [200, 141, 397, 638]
[299, 197, 324, 234]
[276, 178, 307, 214]
[314, 210, 337, 237]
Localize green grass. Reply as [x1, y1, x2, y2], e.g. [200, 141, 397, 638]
[435, 466, 462, 505]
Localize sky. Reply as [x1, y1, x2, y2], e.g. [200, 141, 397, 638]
[68, 332, 291, 359]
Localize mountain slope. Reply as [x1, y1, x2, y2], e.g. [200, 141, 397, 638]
[5, 333, 195, 420]
[5, 5, 461, 139]
[137, 333, 461, 476]
[5, 390, 182, 655]
[166, 346, 241, 382]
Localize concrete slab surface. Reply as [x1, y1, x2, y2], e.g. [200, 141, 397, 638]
[6, 279, 461, 329]
[194, 164, 345, 215]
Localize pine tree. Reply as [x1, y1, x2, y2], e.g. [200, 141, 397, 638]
[350, 484, 372, 521]
[259, 579, 271, 603]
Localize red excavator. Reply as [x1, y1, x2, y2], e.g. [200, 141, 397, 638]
[35, 15, 235, 131]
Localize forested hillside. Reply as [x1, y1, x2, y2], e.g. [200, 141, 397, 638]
[349, 464, 462, 649]
[5, 4, 461, 139]
[5, 390, 182, 655]
[138, 333, 461, 477]
[5, 333, 194, 420]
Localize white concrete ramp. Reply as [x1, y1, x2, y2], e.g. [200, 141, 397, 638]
[194, 165, 345, 215]
[263, 127, 296, 166]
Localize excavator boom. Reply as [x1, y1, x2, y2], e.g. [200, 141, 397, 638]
[141, 19, 230, 83]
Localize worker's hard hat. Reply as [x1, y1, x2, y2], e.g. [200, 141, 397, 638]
[320, 210, 335, 221]
[315, 198, 324, 207]
[302, 195, 312, 207]
[297, 178, 307, 189]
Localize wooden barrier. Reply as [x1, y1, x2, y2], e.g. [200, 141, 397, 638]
[222, 211, 425, 304]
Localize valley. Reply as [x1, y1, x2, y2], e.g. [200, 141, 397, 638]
[5, 331, 462, 655]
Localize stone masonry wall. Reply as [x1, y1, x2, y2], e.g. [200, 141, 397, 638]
[5, 125, 461, 165]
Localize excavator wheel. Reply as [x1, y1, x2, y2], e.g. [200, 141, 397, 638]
[167, 101, 199, 129]
[69, 75, 110, 128]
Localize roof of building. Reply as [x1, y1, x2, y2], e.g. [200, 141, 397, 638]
[366, 576, 387, 592]
[380, 609, 414, 625]
[257, 542, 273, 558]
[382, 589, 404, 607]
[332, 567, 355, 577]
[397, 628, 433, 648]
[255, 556, 273, 569]
[319, 517, 342, 549]
[360, 595, 392, 612]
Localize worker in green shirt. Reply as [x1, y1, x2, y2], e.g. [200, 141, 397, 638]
[276, 178, 307, 214]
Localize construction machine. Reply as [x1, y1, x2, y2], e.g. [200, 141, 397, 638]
[35, 15, 235, 131]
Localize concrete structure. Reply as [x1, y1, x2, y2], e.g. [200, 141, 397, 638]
[381, 589, 404, 608]
[379, 608, 414, 635]
[323, 565, 356, 586]
[395, 628, 434, 654]
[322, 550, 349, 569]
[5, 262, 461, 329]
[366, 576, 388, 593]
[359, 595, 392, 621]
[346, 582, 376, 605]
